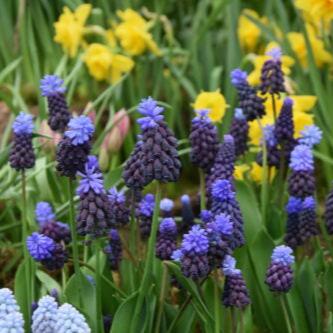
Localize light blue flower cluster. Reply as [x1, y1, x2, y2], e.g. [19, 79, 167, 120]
[137, 97, 164, 130]
[234, 108, 246, 120]
[12, 112, 34, 135]
[181, 225, 209, 255]
[32, 295, 58, 333]
[40, 75, 66, 97]
[65, 116, 95, 146]
[299, 125, 323, 147]
[77, 159, 104, 195]
[230, 69, 248, 87]
[108, 187, 126, 203]
[266, 47, 282, 60]
[137, 193, 155, 217]
[26, 232, 56, 261]
[160, 198, 174, 212]
[289, 144, 314, 171]
[223, 255, 241, 276]
[211, 179, 235, 201]
[206, 213, 233, 237]
[35, 202, 56, 226]
[271, 245, 294, 266]
[262, 125, 277, 147]
[285, 197, 303, 214]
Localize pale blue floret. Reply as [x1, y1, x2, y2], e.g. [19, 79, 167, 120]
[222, 255, 241, 276]
[266, 47, 282, 60]
[12, 112, 34, 135]
[77, 160, 104, 195]
[299, 125, 323, 147]
[160, 198, 174, 212]
[234, 108, 246, 120]
[65, 116, 95, 146]
[0, 311, 24, 333]
[207, 213, 233, 237]
[40, 75, 66, 97]
[35, 202, 55, 226]
[230, 68, 248, 87]
[271, 245, 294, 266]
[289, 144, 314, 171]
[285, 197, 303, 214]
[137, 97, 164, 130]
[211, 179, 235, 201]
[0, 288, 20, 320]
[181, 225, 209, 255]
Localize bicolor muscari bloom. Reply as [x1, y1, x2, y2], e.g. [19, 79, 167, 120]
[156, 218, 178, 260]
[325, 184, 333, 235]
[274, 97, 296, 162]
[76, 159, 112, 237]
[284, 197, 303, 248]
[299, 125, 323, 148]
[222, 255, 250, 309]
[160, 198, 174, 218]
[108, 187, 130, 227]
[180, 194, 195, 233]
[230, 68, 265, 121]
[189, 109, 219, 173]
[135, 97, 181, 186]
[0, 288, 21, 320]
[0, 311, 24, 333]
[288, 144, 315, 198]
[211, 179, 245, 249]
[40, 74, 70, 132]
[56, 115, 94, 178]
[229, 108, 249, 157]
[206, 213, 233, 269]
[260, 47, 286, 95]
[200, 209, 213, 224]
[176, 225, 210, 280]
[298, 196, 318, 244]
[104, 229, 122, 270]
[9, 112, 35, 171]
[136, 193, 155, 239]
[31, 295, 58, 333]
[265, 245, 294, 293]
[54, 303, 91, 333]
[206, 135, 236, 198]
[35, 202, 56, 226]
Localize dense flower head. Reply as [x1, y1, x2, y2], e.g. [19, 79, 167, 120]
[262, 125, 277, 147]
[290, 145, 314, 171]
[137, 193, 155, 217]
[0, 311, 24, 333]
[12, 112, 34, 135]
[65, 116, 95, 145]
[35, 202, 55, 226]
[77, 159, 104, 195]
[299, 125, 323, 147]
[285, 197, 303, 214]
[194, 109, 210, 121]
[200, 210, 213, 224]
[271, 245, 294, 266]
[54, 303, 91, 333]
[230, 69, 248, 87]
[302, 196, 316, 210]
[181, 225, 209, 255]
[223, 255, 241, 276]
[171, 249, 183, 262]
[108, 187, 125, 203]
[0, 288, 20, 319]
[31, 295, 58, 333]
[86, 155, 99, 171]
[266, 47, 282, 61]
[234, 108, 246, 120]
[159, 217, 177, 235]
[211, 179, 235, 201]
[160, 198, 174, 212]
[207, 213, 233, 237]
[137, 97, 164, 129]
[27, 232, 56, 261]
[40, 75, 66, 97]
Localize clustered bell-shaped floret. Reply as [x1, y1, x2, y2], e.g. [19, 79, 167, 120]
[284, 197, 303, 248]
[104, 229, 123, 270]
[229, 108, 249, 157]
[108, 187, 130, 227]
[136, 193, 155, 239]
[156, 218, 178, 260]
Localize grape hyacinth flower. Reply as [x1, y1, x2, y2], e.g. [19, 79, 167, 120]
[40, 74, 71, 132]
[0, 288, 21, 319]
[260, 47, 286, 95]
[108, 187, 130, 227]
[229, 108, 249, 157]
[299, 125, 323, 148]
[160, 198, 174, 218]
[200, 209, 213, 224]
[206, 135, 236, 197]
[206, 213, 233, 269]
[54, 303, 91, 333]
[135, 97, 181, 185]
[0, 311, 24, 333]
[298, 196, 318, 244]
[35, 202, 56, 226]
[156, 218, 178, 260]
[136, 193, 155, 239]
[180, 194, 195, 232]
[31, 295, 58, 333]
[56, 115, 94, 178]
[189, 109, 219, 172]
[284, 197, 303, 248]
[265, 245, 294, 293]
[222, 255, 250, 309]
[325, 185, 333, 235]
[288, 144, 315, 198]
[104, 229, 123, 270]
[76, 159, 112, 237]
[9, 112, 35, 171]
[230, 68, 265, 121]
[211, 179, 245, 249]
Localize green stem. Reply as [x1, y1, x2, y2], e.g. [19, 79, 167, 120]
[129, 191, 137, 291]
[155, 263, 168, 332]
[214, 272, 221, 333]
[279, 295, 293, 333]
[131, 182, 162, 332]
[271, 94, 277, 122]
[199, 169, 206, 210]
[231, 308, 237, 333]
[239, 310, 244, 333]
[95, 240, 104, 333]
[21, 170, 31, 329]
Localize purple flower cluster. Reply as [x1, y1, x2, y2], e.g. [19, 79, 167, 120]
[108, 187, 130, 227]
[104, 229, 123, 270]
[156, 218, 178, 260]
[136, 193, 155, 239]
[229, 108, 249, 156]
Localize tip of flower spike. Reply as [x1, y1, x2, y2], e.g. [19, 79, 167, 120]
[283, 97, 294, 108]
[171, 249, 183, 262]
[211, 179, 235, 201]
[230, 68, 248, 87]
[108, 187, 125, 203]
[285, 197, 303, 214]
[35, 202, 55, 226]
[12, 112, 34, 135]
[0, 288, 19, 314]
[271, 245, 294, 265]
[222, 255, 240, 276]
[182, 225, 209, 254]
[196, 109, 210, 118]
[224, 134, 234, 144]
[302, 196, 316, 210]
[234, 108, 246, 120]
[26, 232, 56, 261]
[138, 193, 155, 217]
[55, 303, 90, 332]
[290, 144, 314, 171]
[160, 198, 174, 212]
[262, 125, 277, 147]
[209, 213, 233, 236]
[108, 228, 120, 240]
[200, 210, 213, 224]
[137, 97, 164, 130]
[65, 116, 94, 145]
[77, 159, 104, 195]
[159, 217, 177, 234]
[181, 194, 191, 205]
[266, 47, 282, 60]
[299, 125, 322, 147]
[86, 155, 99, 170]
[40, 74, 66, 97]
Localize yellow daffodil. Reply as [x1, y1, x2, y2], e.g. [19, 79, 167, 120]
[84, 43, 134, 83]
[54, 4, 91, 57]
[287, 25, 332, 68]
[293, 112, 314, 137]
[193, 90, 227, 122]
[234, 164, 250, 181]
[250, 162, 276, 183]
[238, 9, 267, 52]
[105, 29, 117, 48]
[248, 43, 294, 86]
[248, 114, 274, 146]
[114, 9, 161, 56]
[295, 0, 333, 23]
